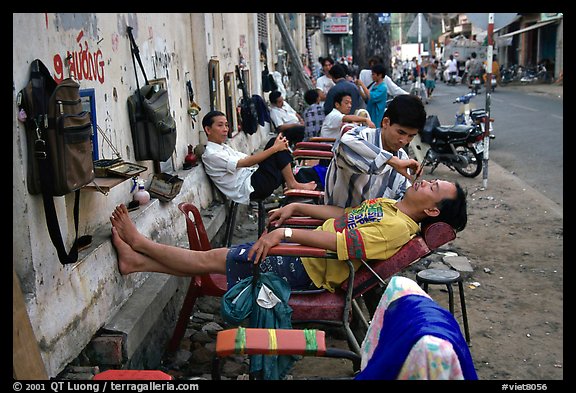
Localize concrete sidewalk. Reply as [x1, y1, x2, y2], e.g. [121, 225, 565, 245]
[499, 81, 563, 100]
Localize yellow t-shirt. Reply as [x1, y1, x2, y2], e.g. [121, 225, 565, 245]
[301, 198, 420, 292]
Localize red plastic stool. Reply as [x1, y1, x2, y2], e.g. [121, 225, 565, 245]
[93, 370, 173, 380]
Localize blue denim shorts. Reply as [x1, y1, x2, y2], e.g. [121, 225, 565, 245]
[225, 242, 314, 291]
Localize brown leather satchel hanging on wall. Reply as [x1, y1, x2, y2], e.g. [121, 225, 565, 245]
[18, 58, 95, 265]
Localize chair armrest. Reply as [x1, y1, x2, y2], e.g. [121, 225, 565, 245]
[269, 217, 325, 229]
[268, 243, 336, 258]
[293, 149, 333, 160]
[309, 137, 336, 143]
[295, 141, 333, 151]
[283, 189, 324, 199]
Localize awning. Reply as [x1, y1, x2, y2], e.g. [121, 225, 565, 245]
[498, 19, 558, 38]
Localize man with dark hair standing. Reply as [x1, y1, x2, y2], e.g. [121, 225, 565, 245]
[468, 52, 484, 82]
[315, 56, 335, 106]
[323, 63, 365, 116]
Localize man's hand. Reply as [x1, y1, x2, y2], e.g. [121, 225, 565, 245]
[268, 204, 296, 228]
[248, 229, 284, 264]
[272, 133, 290, 152]
[388, 156, 421, 181]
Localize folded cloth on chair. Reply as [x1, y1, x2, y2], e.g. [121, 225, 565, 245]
[221, 271, 298, 380]
[355, 282, 478, 380]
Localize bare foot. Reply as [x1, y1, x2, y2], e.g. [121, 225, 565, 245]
[286, 180, 317, 191]
[297, 181, 317, 191]
[112, 227, 143, 275]
[110, 204, 147, 251]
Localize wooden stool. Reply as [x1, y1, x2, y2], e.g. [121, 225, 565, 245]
[416, 268, 471, 344]
[212, 327, 360, 380]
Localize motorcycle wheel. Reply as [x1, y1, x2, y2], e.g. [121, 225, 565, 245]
[454, 145, 483, 178]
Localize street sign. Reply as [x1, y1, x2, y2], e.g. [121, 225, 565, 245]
[378, 13, 391, 24]
[322, 16, 350, 34]
[407, 14, 431, 38]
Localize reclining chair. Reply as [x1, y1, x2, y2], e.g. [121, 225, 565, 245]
[168, 202, 456, 361]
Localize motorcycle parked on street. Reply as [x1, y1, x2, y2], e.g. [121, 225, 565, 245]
[453, 91, 495, 138]
[409, 114, 485, 178]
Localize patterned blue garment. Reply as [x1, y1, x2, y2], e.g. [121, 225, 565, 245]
[303, 103, 325, 140]
[355, 294, 478, 380]
[225, 242, 313, 290]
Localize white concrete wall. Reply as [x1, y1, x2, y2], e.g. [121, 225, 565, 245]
[12, 12, 278, 378]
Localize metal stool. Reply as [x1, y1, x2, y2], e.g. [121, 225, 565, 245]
[223, 199, 266, 247]
[416, 268, 471, 344]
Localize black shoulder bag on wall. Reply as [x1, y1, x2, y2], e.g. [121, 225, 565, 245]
[235, 65, 259, 135]
[126, 26, 177, 162]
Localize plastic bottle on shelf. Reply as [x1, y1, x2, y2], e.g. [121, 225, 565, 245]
[133, 179, 150, 205]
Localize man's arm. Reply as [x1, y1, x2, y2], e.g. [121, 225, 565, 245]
[268, 202, 345, 227]
[249, 201, 345, 262]
[384, 75, 409, 96]
[248, 227, 337, 263]
[236, 133, 289, 168]
[337, 128, 418, 178]
[342, 114, 375, 128]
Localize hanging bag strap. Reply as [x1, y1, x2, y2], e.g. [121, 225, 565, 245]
[30, 60, 81, 265]
[127, 26, 156, 168]
[127, 26, 148, 86]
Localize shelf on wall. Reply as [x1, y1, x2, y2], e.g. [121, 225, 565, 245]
[83, 177, 130, 195]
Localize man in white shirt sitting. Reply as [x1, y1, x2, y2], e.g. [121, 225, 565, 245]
[321, 91, 375, 140]
[201, 111, 316, 205]
[269, 90, 305, 146]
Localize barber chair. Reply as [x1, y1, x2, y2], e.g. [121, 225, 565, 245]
[168, 203, 456, 363]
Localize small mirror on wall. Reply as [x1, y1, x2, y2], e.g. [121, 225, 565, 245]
[223, 72, 238, 137]
[208, 59, 221, 112]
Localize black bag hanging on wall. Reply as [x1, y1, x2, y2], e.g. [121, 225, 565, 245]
[127, 26, 177, 162]
[17, 58, 95, 265]
[236, 65, 259, 135]
[262, 64, 272, 92]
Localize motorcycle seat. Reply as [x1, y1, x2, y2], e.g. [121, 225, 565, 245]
[433, 124, 474, 139]
[470, 109, 487, 121]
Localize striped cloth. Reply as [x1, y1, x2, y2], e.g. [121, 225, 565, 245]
[324, 125, 411, 208]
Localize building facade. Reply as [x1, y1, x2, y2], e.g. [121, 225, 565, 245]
[13, 12, 326, 378]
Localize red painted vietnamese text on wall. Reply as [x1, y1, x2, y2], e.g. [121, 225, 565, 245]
[53, 30, 105, 84]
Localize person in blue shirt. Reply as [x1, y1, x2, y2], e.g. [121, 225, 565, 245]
[356, 63, 388, 128]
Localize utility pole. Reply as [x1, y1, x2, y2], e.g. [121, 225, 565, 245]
[352, 13, 391, 75]
[482, 13, 494, 189]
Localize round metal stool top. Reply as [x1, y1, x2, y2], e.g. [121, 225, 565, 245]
[416, 268, 461, 284]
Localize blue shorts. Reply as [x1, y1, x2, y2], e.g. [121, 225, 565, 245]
[225, 242, 314, 291]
